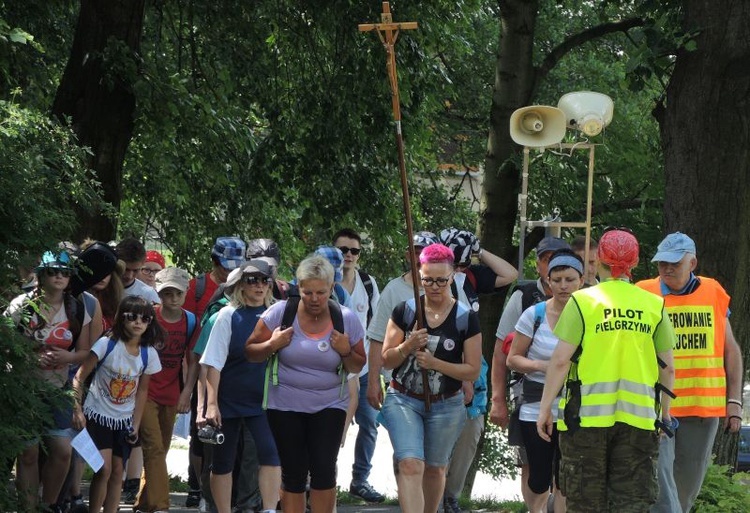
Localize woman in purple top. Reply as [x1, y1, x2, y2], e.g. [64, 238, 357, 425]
[246, 254, 365, 513]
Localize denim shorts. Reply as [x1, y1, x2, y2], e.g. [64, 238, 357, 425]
[380, 387, 466, 467]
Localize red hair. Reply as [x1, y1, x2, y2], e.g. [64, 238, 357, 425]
[419, 243, 455, 265]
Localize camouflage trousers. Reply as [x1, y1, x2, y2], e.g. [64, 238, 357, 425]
[559, 423, 659, 513]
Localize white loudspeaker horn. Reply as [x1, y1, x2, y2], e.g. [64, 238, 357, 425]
[509, 106, 567, 147]
[557, 92, 614, 137]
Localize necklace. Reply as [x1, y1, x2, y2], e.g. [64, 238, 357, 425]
[426, 298, 454, 320]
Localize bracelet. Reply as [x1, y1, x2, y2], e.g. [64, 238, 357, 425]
[727, 399, 743, 407]
[728, 415, 743, 422]
[397, 345, 406, 359]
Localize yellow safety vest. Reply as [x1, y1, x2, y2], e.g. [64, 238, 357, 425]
[558, 280, 665, 432]
[637, 277, 729, 417]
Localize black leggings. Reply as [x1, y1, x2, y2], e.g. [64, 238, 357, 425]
[519, 419, 560, 494]
[267, 408, 346, 493]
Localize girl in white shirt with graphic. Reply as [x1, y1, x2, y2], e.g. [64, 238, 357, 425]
[72, 296, 163, 513]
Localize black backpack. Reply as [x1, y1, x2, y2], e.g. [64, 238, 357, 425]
[512, 279, 549, 312]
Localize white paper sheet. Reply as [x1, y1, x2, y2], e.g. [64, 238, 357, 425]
[71, 428, 104, 472]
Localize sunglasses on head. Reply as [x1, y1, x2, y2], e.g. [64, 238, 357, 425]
[242, 275, 273, 285]
[420, 275, 452, 287]
[336, 246, 361, 256]
[44, 268, 73, 278]
[122, 312, 153, 324]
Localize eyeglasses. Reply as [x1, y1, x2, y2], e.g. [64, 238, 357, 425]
[122, 312, 153, 324]
[336, 246, 361, 256]
[242, 275, 273, 285]
[420, 275, 452, 287]
[140, 267, 161, 276]
[44, 268, 73, 278]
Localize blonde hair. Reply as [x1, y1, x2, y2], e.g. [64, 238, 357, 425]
[296, 254, 334, 286]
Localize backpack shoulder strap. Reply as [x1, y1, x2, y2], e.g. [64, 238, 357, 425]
[140, 346, 149, 371]
[286, 283, 300, 298]
[465, 267, 478, 292]
[531, 301, 546, 341]
[402, 298, 419, 332]
[71, 295, 85, 347]
[195, 274, 207, 303]
[357, 270, 373, 299]
[357, 270, 374, 325]
[327, 299, 345, 333]
[281, 297, 301, 329]
[96, 338, 119, 371]
[185, 310, 197, 343]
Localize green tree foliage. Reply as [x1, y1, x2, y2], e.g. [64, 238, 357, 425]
[0, 321, 64, 510]
[0, 100, 104, 292]
[118, 1, 481, 276]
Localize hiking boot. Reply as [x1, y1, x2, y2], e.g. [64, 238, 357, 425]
[348, 482, 385, 503]
[185, 489, 202, 508]
[443, 495, 461, 513]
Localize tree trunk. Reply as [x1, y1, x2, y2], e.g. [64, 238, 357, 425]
[659, 0, 750, 466]
[51, 0, 146, 242]
[478, 0, 540, 354]
[471, 0, 541, 494]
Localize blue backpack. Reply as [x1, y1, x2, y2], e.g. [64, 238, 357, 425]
[97, 338, 149, 371]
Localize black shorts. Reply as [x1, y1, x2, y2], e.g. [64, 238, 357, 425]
[85, 415, 133, 461]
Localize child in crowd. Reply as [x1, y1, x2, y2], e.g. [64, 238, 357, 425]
[134, 268, 199, 513]
[72, 296, 163, 513]
[139, 250, 166, 289]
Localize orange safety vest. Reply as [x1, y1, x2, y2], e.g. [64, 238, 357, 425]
[637, 277, 729, 418]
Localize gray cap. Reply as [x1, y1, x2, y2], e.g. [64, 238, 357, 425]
[536, 236, 570, 257]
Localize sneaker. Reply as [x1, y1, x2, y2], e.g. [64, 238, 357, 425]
[69, 496, 88, 513]
[185, 490, 202, 508]
[349, 482, 385, 503]
[121, 478, 139, 504]
[443, 495, 461, 513]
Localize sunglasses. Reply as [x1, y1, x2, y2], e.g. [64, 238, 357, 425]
[336, 246, 361, 256]
[44, 268, 73, 278]
[420, 275, 452, 287]
[122, 312, 153, 324]
[242, 275, 273, 285]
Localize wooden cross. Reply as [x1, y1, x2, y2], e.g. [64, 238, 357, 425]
[359, 2, 418, 123]
[360, 3, 432, 409]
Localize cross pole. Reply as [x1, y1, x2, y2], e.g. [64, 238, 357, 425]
[359, 2, 431, 409]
